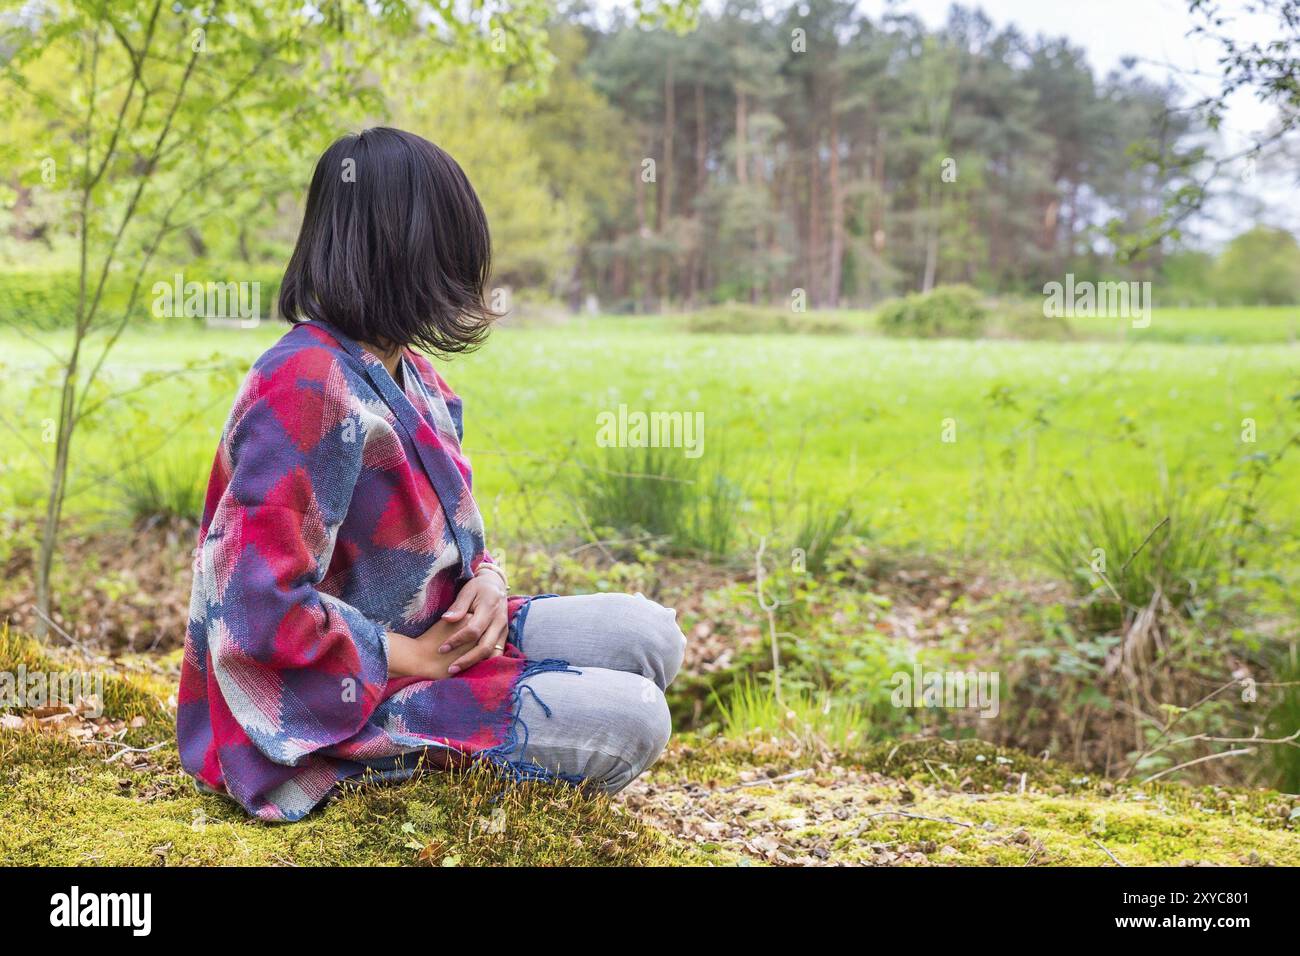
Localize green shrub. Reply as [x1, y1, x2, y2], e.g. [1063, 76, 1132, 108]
[876, 284, 988, 339]
[1037, 486, 1232, 631]
[0, 263, 284, 329]
[117, 452, 207, 528]
[568, 445, 748, 559]
[1211, 226, 1300, 306]
[989, 298, 1074, 340]
[687, 303, 855, 336]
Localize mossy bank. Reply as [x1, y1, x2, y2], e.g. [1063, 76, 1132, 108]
[2, 630, 1295, 867]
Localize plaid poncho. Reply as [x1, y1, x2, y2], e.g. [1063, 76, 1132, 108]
[177, 320, 566, 821]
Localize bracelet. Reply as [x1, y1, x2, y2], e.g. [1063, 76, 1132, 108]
[475, 563, 510, 594]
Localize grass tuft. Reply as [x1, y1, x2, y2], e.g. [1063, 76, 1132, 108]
[716, 678, 870, 754]
[790, 496, 861, 575]
[569, 445, 747, 560]
[117, 452, 206, 529]
[1037, 486, 1232, 629]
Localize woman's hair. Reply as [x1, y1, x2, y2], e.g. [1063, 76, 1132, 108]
[279, 127, 496, 354]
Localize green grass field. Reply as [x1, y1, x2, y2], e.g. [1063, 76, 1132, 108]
[1117, 305, 1299, 344]
[1, 308, 1297, 572]
[642, 302, 1300, 344]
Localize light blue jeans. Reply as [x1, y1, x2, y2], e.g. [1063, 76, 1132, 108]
[511, 593, 687, 793]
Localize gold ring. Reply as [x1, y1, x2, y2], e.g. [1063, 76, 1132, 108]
[494, 643, 505, 651]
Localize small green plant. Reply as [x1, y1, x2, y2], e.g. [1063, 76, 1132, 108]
[683, 466, 746, 558]
[876, 284, 988, 339]
[1037, 486, 1232, 631]
[715, 678, 869, 753]
[791, 497, 861, 575]
[569, 445, 747, 560]
[117, 453, 207, 528]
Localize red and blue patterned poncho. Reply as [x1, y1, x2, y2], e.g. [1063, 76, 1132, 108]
[177, 320, 563, 821]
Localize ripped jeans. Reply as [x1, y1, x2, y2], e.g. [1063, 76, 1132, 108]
[506, 593, 687, 794]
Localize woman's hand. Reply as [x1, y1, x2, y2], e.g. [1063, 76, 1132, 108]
[436, 570, 510, 676]
[384, 570, 509, 681]
[386, 619, 470, 682]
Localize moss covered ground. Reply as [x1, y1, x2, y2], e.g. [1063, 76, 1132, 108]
[2, 628, 1295, 867]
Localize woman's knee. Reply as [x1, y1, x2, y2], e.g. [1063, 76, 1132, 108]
[596, 675, 671, 793]
[630, 675, 672, 766]
[606, 592, 687, 690]
[514, 669, 671, 795]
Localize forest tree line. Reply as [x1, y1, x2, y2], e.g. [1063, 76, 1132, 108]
[7, 0, 1293, 311]
[498, 0, 1205, 311]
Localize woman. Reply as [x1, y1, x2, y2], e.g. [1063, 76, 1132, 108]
[177, 127, 686, 822]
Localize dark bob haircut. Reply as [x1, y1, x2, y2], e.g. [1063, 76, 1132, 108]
[279, 127, 496, 354]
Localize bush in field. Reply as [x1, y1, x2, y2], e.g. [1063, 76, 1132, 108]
[989, 299, 1074, 340]
[568, 445, 746, 560]
[686, 303, 854, 335]
[1160, 250, 1218, 306]
[0, 266, 284, 330]
[118, 454, 207, 529]
[1212, 226, 1300, 306]
[876, 284, 988, 339]
[1037, 487, 1232, 632]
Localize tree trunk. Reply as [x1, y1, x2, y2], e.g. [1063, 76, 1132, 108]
[658, 56, 675, 307]
[635, 136, 649, 311]
[690, 79, 706, 306]
[659, 57, 674, 230]
[34, 353, 80, 638]
[35, 170, 96, 639]
[827, 97, 844, 308]
[734, 86, 748, 185]
[807, 137, 823, 307]
[921, 228, 939, 293]
[921, 168, 941, 293]
[872, 125, 887, 258]
[694, 80, 707, 195]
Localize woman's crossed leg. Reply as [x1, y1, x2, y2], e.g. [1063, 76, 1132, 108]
[506, 593, 687, 793]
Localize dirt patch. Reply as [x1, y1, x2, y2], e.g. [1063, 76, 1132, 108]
[623, 737, 1300, 866]
[1, 522, 195, 654]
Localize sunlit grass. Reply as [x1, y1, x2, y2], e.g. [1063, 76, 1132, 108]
[0, 310, 1295, 575]
[715, 678, 871, 753]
